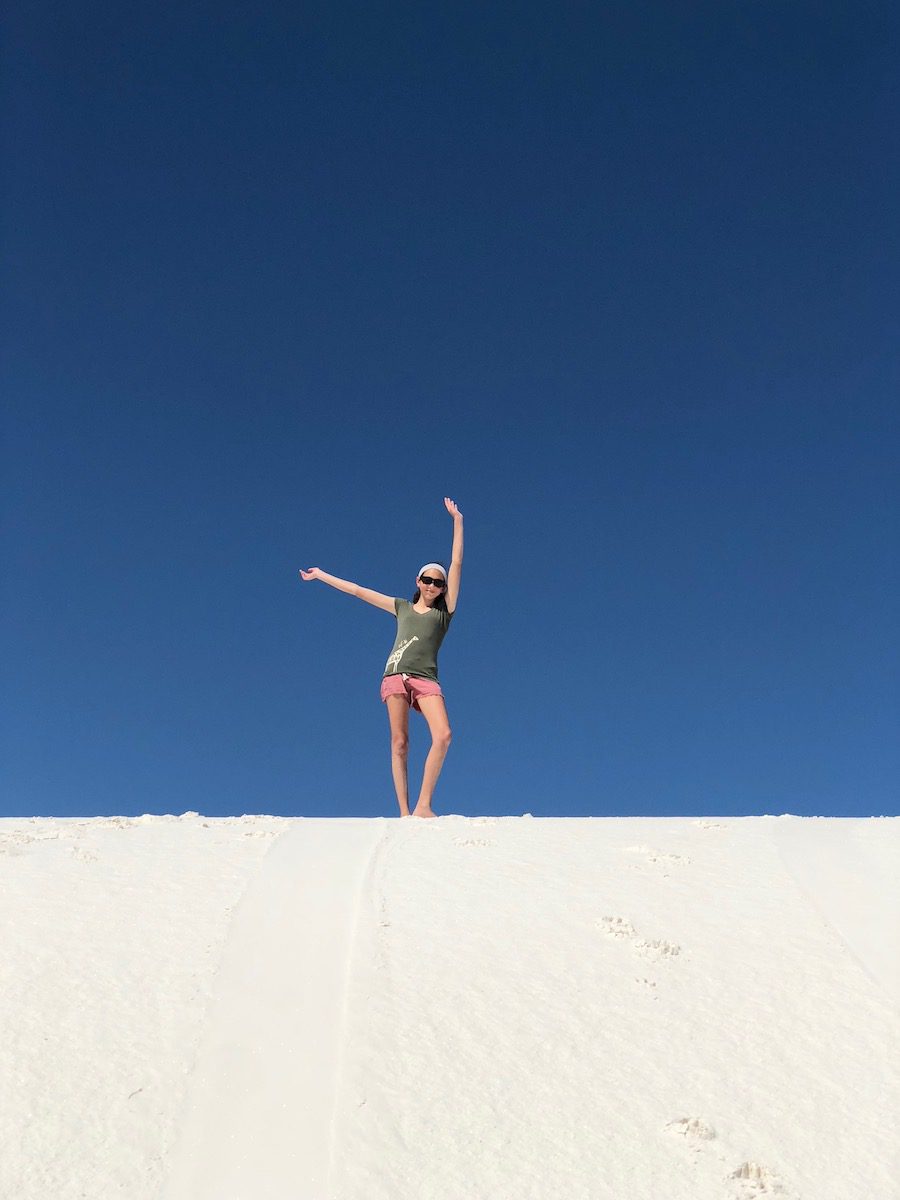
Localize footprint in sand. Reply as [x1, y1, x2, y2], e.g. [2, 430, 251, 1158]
[635, 938, 681, 960]
[728, 1161, 788, 1195]
[453, 836, 495, 848]
[0, 829, 59, 855]
[694, 819, 726, 831]
[664, 1116, 716, 1141]
[597, 916, 638, 939]
[624, 844, 692, 865]
[598, 917, 683, 967]
[663, 1118, 791, 1197]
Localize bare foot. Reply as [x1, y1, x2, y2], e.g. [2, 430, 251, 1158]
[413, 808, 437, 818]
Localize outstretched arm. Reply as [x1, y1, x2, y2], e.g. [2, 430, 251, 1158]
[299, 568, 395, 614]
[443, 497, 463, 613]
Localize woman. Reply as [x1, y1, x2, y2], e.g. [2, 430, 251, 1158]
[300, 497, 463, 818]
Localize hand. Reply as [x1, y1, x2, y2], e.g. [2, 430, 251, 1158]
[299, 567, 321, 581]
[444, 497, 463, 520]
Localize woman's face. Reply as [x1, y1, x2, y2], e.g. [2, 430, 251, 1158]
[417, 572, 446, 602]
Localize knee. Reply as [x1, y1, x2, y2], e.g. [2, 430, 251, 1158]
[391, 735, 409, 756]
[434, 727, 452, 750]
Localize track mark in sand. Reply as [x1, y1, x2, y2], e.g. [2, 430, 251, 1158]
[694, 819, 726, 831]
[472, 816, 499, 825]
[664, 1116, 716, 1141]
[453, 836, 495, 848]
[597, 916, 683, 967]
[624, 844, 692, 866]
[635, 938, 681, 960]
[600, 912, 681, 988]
[0, 828, 62, 854]
[663, 1117, 793, 1197]
[728, 1161, 787, 1195]
[159, 822, 387, 1200]
[597, 916, 638, 939]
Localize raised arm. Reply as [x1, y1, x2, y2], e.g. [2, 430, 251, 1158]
[443, 497, 463, 613]
[299, 568, 395, 614]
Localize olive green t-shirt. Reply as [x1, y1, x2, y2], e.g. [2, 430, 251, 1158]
[383, 598, 454, 683]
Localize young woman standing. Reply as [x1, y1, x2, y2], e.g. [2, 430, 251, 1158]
[300, 497, 463, 817]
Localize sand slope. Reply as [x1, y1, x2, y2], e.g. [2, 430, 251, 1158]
[2, 814, 897, 1200]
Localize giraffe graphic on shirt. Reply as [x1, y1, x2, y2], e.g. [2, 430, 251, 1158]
[386, 636, 419, 673]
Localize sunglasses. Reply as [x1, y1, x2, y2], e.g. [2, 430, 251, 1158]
[419, 575, 446, 588]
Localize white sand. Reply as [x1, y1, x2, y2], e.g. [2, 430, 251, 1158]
[1, 813, 897, 1200]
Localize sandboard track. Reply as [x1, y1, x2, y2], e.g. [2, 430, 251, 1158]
[766, 817, 900, 1006]
[161, 818, 389, 1200]
[324, 817, 410, 1188]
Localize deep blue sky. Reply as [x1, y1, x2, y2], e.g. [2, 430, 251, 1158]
[2, 3, 897, 818]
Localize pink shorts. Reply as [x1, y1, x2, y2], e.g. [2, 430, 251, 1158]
[380, 672, 444, 713]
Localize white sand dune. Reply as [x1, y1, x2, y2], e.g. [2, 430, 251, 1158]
[1, 813, 898, 1200]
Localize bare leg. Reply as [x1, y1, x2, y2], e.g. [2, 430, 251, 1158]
[385, 696, 411, 816]
[413, 696, 452, 817]
[391, 749, 410, 815]
[415, 738, 450, 815]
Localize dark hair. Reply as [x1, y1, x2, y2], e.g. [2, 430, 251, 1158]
[411, 561, 449, 611]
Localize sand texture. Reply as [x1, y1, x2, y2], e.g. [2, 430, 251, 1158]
[1, 813, 897, 1200]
